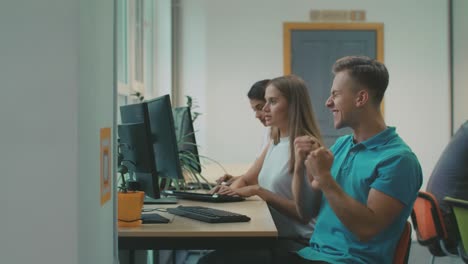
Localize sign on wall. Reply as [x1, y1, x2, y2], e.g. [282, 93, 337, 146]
[100, 127, 111, 205]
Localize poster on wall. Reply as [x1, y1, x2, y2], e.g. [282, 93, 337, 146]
[100, 127, 111, 205]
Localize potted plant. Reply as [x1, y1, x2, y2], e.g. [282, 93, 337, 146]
[173, 96, 226, 190]
[116, 146, 145, 227]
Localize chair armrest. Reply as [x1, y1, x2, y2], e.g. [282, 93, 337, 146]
[444, 197, 468, 209]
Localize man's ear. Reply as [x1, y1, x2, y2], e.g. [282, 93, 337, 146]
[355, 90, 369, 107]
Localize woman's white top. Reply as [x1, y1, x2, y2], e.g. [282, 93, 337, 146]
[256, 127, 271, 158]
[257, 136, 315, 239]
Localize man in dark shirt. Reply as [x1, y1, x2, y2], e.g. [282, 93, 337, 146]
[426, 120, 468, 254]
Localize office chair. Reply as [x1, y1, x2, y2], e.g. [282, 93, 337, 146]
[444, 197, 468, 263]
[393, 221, 412, 264]
[411, 191, 459, 264]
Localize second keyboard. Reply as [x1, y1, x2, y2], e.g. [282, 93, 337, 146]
[167, 206, 251, 223]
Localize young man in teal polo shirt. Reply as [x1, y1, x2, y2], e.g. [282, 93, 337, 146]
[290, 56, 422, 264]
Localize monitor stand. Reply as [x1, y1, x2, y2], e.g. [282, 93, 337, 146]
[144, 195, 177, 204]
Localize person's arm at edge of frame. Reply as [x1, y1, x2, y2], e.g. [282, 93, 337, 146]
[306, 147, 405, 242]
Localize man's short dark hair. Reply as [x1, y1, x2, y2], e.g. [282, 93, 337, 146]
[333, 56, 389, 105]
[247, 79, 270, 101]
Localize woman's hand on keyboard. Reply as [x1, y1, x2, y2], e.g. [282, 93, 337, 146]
[218, 185, 260, 198]
[208, 183, 230, 194]
[215, 174, 236, 185]
[208, 185, 221, 194]
[213, 185, 236, 196]
[209, 174, 242, 194]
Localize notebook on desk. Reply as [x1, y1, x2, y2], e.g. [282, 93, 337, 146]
[162, 190, 245, 203]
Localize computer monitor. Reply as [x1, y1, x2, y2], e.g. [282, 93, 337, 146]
[173, 106, 201, 173]
[146, 95, 184, 181]
[119, 101, 177, 204]
[117, 122, 155, 193]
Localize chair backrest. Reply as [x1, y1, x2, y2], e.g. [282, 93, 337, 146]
[411, 191, 448, 245]
[393, 221, 412, 264]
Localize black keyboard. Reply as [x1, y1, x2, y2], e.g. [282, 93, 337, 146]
[185, 181, 215, 190]
[162, 190, 245, 203]
[167, 206, 251, 223]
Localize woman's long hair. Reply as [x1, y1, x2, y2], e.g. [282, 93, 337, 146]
[268, 75, 324, 174]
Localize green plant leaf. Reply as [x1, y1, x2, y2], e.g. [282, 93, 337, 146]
[197, 154, 228, 174]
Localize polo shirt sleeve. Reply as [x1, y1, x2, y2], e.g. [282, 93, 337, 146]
[370, 152, 423, 206]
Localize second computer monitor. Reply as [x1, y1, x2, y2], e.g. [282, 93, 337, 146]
[146, 95, 184, 181]
[173, 106, 201, 173]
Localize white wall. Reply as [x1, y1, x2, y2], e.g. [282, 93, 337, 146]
[153, 0, 173, 98]
[0, 1, 80, 263]
[180, 0, 209, 155]
[453, 0, 468, 132]
[0, 0, 115, 263]
[180, 0, 450, 187]
[79, 0, 116, 263]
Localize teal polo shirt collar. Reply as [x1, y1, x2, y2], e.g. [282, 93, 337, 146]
[348, 126, 398, 150]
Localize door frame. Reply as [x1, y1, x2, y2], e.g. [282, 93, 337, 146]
[283, 23, 385, 112]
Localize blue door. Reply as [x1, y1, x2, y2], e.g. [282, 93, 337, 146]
[288, 26, 381, 147]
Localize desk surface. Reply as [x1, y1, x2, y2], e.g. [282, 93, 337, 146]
[119, 196, 278, 249]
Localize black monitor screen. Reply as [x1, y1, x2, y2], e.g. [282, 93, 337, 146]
[117, 122, 153, 173]
[119, 103, 160, 199]
[146, 95, 184, 180]
[173, 106, 201, 173]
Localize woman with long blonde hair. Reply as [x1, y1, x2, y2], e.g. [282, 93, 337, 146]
[199, 75, 323, 264]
